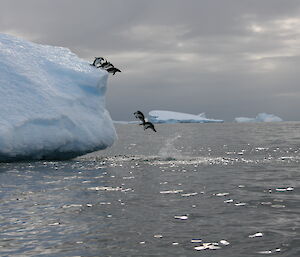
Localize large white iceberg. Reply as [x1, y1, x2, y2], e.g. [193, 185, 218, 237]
[148, 110, 224, 123]
[0, 34, 116, 161]
[235, 113, 283, 123]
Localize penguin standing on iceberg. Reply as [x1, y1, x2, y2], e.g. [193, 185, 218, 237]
[101, 61, 114, 69]
[91, 57, 105, 67]
[91, 57, 121, 75]
[106, 67, 121, 75]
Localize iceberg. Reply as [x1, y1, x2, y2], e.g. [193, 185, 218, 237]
[148, 110, 224, 123]
[235, 113, 283, 123]
[0, 34, 117, 161]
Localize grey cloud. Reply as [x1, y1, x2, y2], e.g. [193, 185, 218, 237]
[0, 0, 300, 121]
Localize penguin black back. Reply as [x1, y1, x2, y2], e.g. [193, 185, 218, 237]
[134, 111, 145, 123]
[106, 67, 121, 75]
[92, 57, 105, 67]
[143, 121, 157, 132]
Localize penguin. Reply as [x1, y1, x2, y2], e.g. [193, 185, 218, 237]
[91, 57, 105, 67]
[106, 67, 121, 75]
[134, 111, 145, 123]
[102, 62, 114, 69]
[142, 121, 157, 132]
[105, 63, 115, 69]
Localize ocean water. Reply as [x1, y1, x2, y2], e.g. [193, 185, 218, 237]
[0, 123, 299, 257]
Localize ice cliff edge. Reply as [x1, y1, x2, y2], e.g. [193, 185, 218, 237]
[0, 34, 117, 161]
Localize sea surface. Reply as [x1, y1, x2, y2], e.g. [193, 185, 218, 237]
[0, 123, 299, 257]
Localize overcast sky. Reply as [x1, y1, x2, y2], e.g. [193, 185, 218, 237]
[1, 0, 300, 121]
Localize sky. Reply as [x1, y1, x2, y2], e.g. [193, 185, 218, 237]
[1, 0, 300, 121]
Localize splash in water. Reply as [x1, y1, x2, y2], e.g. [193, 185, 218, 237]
[158, 134, 183, 160]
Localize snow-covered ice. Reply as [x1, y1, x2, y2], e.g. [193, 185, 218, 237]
[148, 110, 224, 123]
[235, 113, 283, 123]
[0, 34, 116, 161]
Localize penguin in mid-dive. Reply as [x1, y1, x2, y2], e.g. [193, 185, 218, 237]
[142, 121, 157, 132]
[134, 111, 145, 123]
[91, 57, 105, 67]
[106, 67, 121, 75]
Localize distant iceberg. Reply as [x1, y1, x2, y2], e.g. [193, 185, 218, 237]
[148, 110, 224, 123]
[0, 34, 117, 161]
[235, 113, 283, 123]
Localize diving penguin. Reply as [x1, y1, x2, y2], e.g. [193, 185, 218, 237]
[134, 111, 146, 123]
[142, 121, 157, 132]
